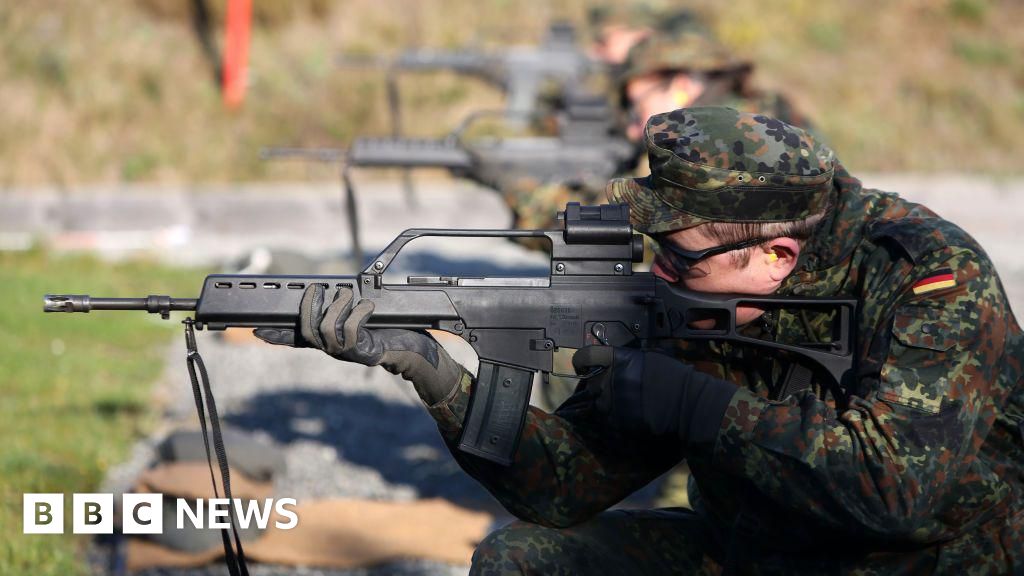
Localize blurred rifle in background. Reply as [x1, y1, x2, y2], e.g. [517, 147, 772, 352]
[331, 22, 610, 225]
[263, 95, 636, 268]
[338, 23, 604, 131]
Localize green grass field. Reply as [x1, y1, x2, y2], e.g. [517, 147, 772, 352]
[0, 249, 200, 575]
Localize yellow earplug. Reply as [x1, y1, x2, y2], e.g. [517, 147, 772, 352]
[768, 253, 779, 262]
[672, 89, 692, 108]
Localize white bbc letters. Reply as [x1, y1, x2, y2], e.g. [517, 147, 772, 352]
[122, 493, 163, 535]
[73, 493, 114, 534]
[208, 498, 231, 529]
[24, 493, 300, 533]
[23, 494, 64, 534]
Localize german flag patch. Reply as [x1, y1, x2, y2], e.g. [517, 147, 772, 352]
[912, 268, 956, 295]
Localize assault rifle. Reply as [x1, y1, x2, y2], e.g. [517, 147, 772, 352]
[46, 203, 858, 574]
[263, 99, 636, 267]
[45, 203, 857, 467]
[338, 23, 602, 129]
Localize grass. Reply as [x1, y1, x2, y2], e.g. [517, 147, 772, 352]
[701, 0, 1024, 174]
[0, 1, 1021, 186]
[0, 249, 200, 575]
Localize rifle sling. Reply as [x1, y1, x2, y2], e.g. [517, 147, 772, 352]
[184, 319, 251, 576]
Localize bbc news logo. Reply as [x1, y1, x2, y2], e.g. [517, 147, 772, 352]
[24, 494, 299, 534]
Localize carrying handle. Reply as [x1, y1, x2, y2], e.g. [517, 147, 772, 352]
[360, 228, 553, 277]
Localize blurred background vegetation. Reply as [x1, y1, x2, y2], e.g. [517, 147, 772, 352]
[1, 0, 1021, 188]
[0, 250, 200, 574]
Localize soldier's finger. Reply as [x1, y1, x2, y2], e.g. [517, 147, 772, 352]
[341, 299, 376, 354]
[319, 287, 356, 356]
[299, 283, 327, 350]
[572, 345, 614, 374]
[252, 328, 297, 347]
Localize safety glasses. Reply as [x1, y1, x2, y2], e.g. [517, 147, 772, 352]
[651, 234, 769, 274]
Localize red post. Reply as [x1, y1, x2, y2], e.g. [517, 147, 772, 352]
[222, 0, 252, 109]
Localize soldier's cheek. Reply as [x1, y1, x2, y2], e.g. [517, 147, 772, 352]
[736, 305, 768, 326]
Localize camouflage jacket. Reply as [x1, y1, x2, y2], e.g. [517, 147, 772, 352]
[427, 165, 1024, 573]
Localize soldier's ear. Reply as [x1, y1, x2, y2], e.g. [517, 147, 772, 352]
[765, 237, 801, 282]
[667, 74, 707, 108]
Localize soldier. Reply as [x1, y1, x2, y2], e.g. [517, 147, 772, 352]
[515, 28, 817, 414]
[616, 31, 821, 508]
[587, 4, 699, 66]
[618, 31, 814, 141]
[257, 107, 1023, 574]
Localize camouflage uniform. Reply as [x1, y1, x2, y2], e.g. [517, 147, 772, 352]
[427, 108, 1024, 574]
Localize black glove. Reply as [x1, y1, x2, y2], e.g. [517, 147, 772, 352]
[254, 284, 463, 405]
[572, 346, 738, 451]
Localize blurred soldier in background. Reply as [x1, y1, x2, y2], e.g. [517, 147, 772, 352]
[587, 3, 690, 66]
[618, 31, 814, 142]
[509, 24, 814, 234]
[496, 5, 700, 234]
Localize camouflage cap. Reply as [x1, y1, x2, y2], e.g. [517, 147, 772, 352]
[607, 107, 836, 234]
[588, 4, 701, 36]
[618, 32, 752, 84]
[588, 4, 658, 30]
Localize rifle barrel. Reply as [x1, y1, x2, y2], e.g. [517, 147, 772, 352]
[259, 147, 346, 163]
[44, 295, 198, 314]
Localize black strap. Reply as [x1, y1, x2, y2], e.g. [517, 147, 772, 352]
[184, 320, 250, 576]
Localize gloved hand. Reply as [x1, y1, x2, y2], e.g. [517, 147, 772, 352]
[572, 346, 738, 451]
[254, 284, 463, 406]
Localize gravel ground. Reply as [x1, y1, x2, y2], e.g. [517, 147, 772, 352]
[92, 338, 493, 575]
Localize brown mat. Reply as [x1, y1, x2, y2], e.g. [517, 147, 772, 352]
[126, 498, 492, 572]
[137, 462, 273, 500]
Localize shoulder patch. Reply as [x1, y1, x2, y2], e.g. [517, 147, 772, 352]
[912, 268, 956, 296]
[866, 215, 975, 263]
